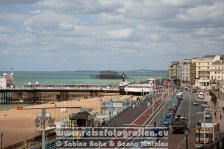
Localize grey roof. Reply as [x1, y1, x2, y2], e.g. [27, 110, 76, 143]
[212, 60, 224, 65]
[203, 55, 216, 58]
[171, 61, 179, 64]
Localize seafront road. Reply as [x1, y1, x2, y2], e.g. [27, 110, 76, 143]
[168, 91, 212, 149]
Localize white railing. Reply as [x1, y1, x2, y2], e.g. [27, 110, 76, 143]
[0, 86, 119, 91]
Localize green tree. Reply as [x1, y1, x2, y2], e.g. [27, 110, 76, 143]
[210, 90, 217, 105]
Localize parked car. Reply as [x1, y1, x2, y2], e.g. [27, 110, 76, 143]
[205, 111, 212, 119]
[166, 111, 175, 119]
[176, 92, 183, 100]
[163, 117, 172, 126]
[169, 107, 177, 113]
[202, 104, 209, 111]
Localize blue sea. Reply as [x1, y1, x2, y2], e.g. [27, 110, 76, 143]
[1, 70, 168, 86]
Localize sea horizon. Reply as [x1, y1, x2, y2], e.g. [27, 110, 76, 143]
[0, 69, 167, 72]
[0, 70, 168, 86]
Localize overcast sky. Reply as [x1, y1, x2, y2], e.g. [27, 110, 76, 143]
[0, 0, 224, 71]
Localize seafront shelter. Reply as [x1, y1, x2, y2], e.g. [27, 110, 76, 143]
[69, 111, 95, 127]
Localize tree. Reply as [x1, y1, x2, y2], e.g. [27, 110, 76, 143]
[210, 90, 217, 105]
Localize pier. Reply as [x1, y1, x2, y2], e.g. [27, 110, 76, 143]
[0, 84, 119, 104]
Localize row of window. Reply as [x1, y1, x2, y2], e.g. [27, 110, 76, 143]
[213, 71, 224, 74]
[211, 76, 224, 80]
[212, 66, 224, 69]
[198, 67, 209, 69]
[198, 62, 210, 65]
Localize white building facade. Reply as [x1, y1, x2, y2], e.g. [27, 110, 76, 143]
[180, 59, 191, 83]
[195, 55, 221, 87]
[210, 58, 224, 83]
[0, 71, 14, 89]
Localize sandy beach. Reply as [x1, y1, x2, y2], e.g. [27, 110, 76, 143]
[0, 95, 131, 148]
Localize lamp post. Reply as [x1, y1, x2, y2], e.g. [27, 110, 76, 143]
[185, 127, 189, 149]
[0, 132, 3, 149]
[35, 108, 54, 149]
[196, 121, 201, 144]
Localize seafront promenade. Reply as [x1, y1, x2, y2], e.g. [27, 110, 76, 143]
[204, 93, 224, 131]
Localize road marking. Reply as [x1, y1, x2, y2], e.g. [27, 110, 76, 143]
[116, 93, 173, 148]
[98, 93, 168, 148]
[176, 91, 192, 149]
[187, 92, 192, 126]
[115, 93, 173, 148]
[177, 137, 186, 149]
[148, 93, 173, 125]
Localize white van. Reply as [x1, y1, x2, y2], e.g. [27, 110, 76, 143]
[198, 92, 204, 99]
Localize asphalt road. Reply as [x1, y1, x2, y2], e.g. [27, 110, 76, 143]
[168, 90, 212, 149]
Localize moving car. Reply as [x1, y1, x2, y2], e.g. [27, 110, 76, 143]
[172, 115, 188, 134]
[198, 92, 204, 99]
[193, 100, 199, 106]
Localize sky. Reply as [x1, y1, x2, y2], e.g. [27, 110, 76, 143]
[0, 0, 224, 71]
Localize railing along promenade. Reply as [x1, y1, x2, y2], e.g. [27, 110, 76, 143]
[0, 85, 119, 92]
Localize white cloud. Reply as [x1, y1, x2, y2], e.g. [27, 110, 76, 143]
[24, 11, 79, 33]
[177, 2, 224, 21]
[104, 28, 133, 39]
[0, 0, 223, 70]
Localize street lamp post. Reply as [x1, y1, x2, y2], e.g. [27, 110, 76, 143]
[35, 108, 54, 149]
[0, 132, 3, 149]
[185, 127, 189, 149]
[196, 121, 201, 144]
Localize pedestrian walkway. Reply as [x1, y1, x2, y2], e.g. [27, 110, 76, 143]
[107, 100, 149, 127]
[106, 93, 169, 127]
[204, 93, 224, 131]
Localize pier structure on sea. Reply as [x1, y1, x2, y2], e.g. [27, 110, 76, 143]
[0, 84, 119, 104]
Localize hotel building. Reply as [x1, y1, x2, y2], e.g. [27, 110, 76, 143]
[194, 55, 221, 87]
[168, 61, 180, 85]
[180, 59, 196, 85]
[210, 56, 224, 83]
